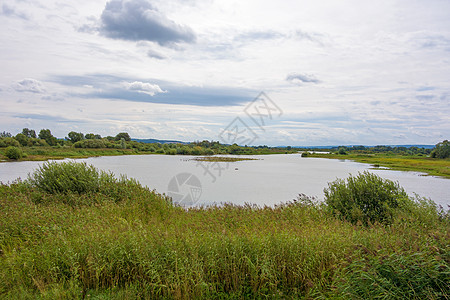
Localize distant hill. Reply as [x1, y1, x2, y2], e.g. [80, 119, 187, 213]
[132, 138, 186, 144]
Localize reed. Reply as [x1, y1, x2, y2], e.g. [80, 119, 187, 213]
[0, 163, 448, 299]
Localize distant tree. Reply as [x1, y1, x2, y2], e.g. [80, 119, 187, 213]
[22, 128, 37, 138]
[431, 140, 450, 159]
[85, 133, 102, 140]
[0, 131, 12, 138]
[120, 138, 127, 149]
[73, 139, 106, 149]
[67, 131, 85, 143]
[0, 137, 20, 148]
[38, 129, 57, 146]
[338, 147, 347, 155]
[115, 132, 131, 142]
[14, 133, 28, 146]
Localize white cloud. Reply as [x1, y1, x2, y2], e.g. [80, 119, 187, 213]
[123, 81, 167, 96]
[12, 78, 46, 93]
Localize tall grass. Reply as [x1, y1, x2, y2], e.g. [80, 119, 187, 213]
[0, 163, 448, 299]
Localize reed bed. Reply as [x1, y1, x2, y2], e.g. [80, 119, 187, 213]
[0, 162, 448, 299]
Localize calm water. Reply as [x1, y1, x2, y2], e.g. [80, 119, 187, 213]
[0, 154, 448, 208]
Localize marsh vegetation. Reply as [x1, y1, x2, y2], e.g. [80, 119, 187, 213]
[0, 162, 448, 299]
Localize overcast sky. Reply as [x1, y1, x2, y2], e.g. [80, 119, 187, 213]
[1, 0, 449, 146]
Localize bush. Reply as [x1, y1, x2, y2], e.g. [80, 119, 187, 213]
[5, 146, 23, 160]
[301, 151, 309, 157]
[73, 139, 106, 148]
[431, 140, 450, 159]
[0, 137, 21, 148]
[28, 161, 103, 194]
[27, 161, 140, 204]
[324, 171, 408, 225]
[167, 148, 177, 155]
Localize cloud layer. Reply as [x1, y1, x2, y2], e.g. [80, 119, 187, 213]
[100, 0, 196, 45]
[0, 0, 449, 145]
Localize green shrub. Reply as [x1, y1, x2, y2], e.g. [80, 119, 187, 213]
[301, 151, 309, 157]
[0, 137, 21, 148]
[73, 139, 106, 148]
[324, 171, 408, 225]
[431, 140, 450, 159]
[26, 161, 141, 204]
[5, 146, 23, 159]
[28, 161, 103, 194]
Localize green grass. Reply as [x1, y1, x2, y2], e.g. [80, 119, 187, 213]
[308, 152, 450, 178]
[0, 164, 448, 299]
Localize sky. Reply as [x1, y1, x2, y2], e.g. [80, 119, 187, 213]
[1, 0, 449, 146]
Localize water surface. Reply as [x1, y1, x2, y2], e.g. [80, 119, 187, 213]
[0, 154, 448, 208]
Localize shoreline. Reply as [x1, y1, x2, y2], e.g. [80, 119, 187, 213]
[306, 152, 450, 179]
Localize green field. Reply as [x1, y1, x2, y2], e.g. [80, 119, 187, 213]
[306, 152, 450, 178]
[0, 162, 448, 299]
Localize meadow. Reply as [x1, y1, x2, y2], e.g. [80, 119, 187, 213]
[0, 162, 448, 299]
[306, 152, 450, 178]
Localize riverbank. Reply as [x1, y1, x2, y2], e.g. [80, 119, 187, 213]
[0, 146, 297, 163]
[305, 152, 450, 178]
[0, 147, 151, 162]
[1, 163, 448, 299]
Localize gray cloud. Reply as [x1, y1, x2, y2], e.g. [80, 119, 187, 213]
[234, 30, 284, 42]
[147, 48, 167, 59]
[409, 31, 450, 52]
[99, 0, 196, 46]
[1, 4, 28, 20]
[12, 78, 46, 93]
[49, 74, 254, 107]
[286, 73, 320, 85]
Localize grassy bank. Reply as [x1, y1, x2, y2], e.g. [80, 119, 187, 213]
[0, 163, 448, 299]
[306, 152, 450, 178]
[0, 146, 296, 163]
[0, 147, 152, 162]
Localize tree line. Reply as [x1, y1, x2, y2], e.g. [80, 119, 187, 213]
[1, 128, 449, 159]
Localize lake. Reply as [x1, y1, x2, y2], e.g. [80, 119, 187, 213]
[0, 154, 448, 208]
